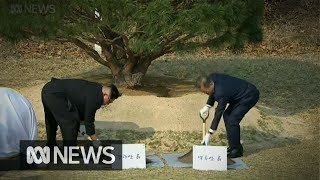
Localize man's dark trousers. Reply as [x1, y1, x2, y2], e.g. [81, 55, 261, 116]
[42, 88, 80, 147]
[223, 85, 259, 149]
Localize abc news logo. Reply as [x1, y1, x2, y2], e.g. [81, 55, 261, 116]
[26, 146, 115, 165]
[10, 3, 55, 14]
[15, 140, 122, 170]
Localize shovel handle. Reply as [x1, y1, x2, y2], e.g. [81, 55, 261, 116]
[199, 114, 207, 141]
[202, 122, 206, 139]
[202, 116, 207, 139]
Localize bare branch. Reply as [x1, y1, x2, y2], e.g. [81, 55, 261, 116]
[171, 0, 195, 11]
[72, 6, 100, 23]
[170, 34, 194, 46]
[82, 37, 116, 61]
[71, 38, 110, 67]
[159, 33, 194, 51]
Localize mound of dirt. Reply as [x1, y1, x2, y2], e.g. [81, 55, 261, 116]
[178, 149, 193, 163]
[94, 94, 262, 132]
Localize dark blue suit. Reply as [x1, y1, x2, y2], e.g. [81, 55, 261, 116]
[206, 73, 259, 149]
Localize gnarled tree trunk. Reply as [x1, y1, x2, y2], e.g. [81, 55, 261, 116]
[71, 26, 166, 87]
[111, 57, 152, 87]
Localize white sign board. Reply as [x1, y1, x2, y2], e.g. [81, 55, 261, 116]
[122, 144, 146, 169]
[193, 145, 227, 171]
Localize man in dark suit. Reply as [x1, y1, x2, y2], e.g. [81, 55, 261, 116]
[197, 73, 259, 158]
[41, 78, 121, 147]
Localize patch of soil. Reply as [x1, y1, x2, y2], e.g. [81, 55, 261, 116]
[82, 73, 198, 97]
[178, 149, 193, 163]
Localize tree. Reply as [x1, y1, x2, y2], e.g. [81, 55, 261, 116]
[0, 0, 264, 87]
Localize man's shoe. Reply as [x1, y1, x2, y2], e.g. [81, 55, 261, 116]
[227, 148, 243, 158]
[228, 144, 243, 154]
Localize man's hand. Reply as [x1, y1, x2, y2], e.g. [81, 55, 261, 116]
[79, 125, 86, 136]
[201, 129, 215, 145]
[87, 134, 101, 148]
[199, 105, 211, 120]
[88, 134, 98, 141]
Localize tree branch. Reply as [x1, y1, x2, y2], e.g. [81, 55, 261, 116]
[84, 36, 118, 62]
[71, 6, 100, 23]
[171, 0, 195, 11]
[159, 33, 194, 52]
[137, 33, 193, 63]
[71, 38, 110, 67]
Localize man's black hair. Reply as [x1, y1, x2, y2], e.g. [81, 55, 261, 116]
[108, 84, 121, 100]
